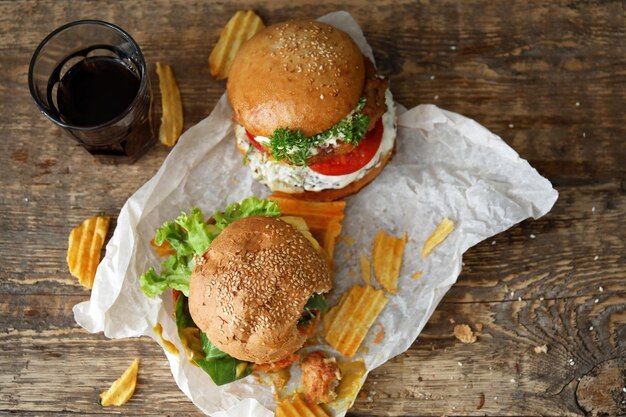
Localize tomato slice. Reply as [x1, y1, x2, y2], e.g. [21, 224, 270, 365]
[310, 118, 384, 176]
[246, 130, 266, 152]
[245, 117, 384, 176]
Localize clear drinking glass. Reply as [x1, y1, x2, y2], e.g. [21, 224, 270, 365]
[29, 20, 156, 163]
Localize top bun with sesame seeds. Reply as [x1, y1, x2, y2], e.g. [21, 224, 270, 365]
[227, 19, 366, 138]
[188, 215, 332, 364]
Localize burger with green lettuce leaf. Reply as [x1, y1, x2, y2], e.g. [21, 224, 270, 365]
[140, 197, 331, 386]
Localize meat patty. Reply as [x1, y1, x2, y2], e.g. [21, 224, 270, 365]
[300, 351, 342, 404]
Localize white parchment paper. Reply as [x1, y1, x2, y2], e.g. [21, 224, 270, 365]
[74, 11, 558, 417]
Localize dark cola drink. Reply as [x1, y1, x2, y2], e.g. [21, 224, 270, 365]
[56, 56, 140, 127]
[29, 21, 156, 163]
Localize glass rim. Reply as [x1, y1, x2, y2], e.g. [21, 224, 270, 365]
[28, 19, 148, 131]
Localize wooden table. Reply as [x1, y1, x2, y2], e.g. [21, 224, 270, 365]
[1, 1, 624, 416]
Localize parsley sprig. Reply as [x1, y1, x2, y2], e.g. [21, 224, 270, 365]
[268, 97, 369, 166]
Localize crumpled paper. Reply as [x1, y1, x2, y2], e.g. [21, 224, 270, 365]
[73, 10, 558, 417]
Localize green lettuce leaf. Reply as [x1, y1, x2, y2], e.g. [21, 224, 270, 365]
[175, 294, 251, 386]
[213, 197, 280, 231]
[200, 332, 229, 360]
[194, 356, 253, 386]
[140, 197, 279, 298]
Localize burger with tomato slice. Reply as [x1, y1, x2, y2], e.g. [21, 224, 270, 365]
[228, 19, 396, 201]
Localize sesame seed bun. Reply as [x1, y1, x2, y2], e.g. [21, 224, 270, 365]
[227, 20, 365, 137]
[188, 216, 331, 364]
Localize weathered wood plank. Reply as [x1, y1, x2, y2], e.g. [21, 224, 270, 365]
[0, 0, 624, 416]
[1, 294, 623, 416]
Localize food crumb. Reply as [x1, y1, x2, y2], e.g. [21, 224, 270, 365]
[599, 286, 604, 292]
[530, 234, 536, 239]
[475, 322, 483, 332]
[430, 75, 435, 80]
[492, 240, 497, 245]
[372, 324, 385, 344]
[595, 299, 599, 303]
[540, 296, 545, 301]
[411, 271, 423, 280]
[534, 344, 548, 354]
[589, 326, 594, 331]
[594, 255, 599, 261]
[453, 324, 477, 344]
[518, 296, 522, 302]
[510, 378, 516, 383]
[449, 318, 456, 324]
[591, 205, 595, 212]
[508, 123, 514, 128]
[450, 45, 457, 50]
[433, 95, 439, 100]
[477, 392, 485, 410]
[576, 101, 581, 107]
[458, 362, 463, 367]
[568, 358, 575, 366]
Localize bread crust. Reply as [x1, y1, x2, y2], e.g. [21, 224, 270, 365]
[189, 216, 331, 364]
[227, 20, 365, 137]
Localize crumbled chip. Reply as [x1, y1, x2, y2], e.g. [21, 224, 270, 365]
[475, 322, 484, 332]
[99, 358, 139, 406]
[270, 367, 291, 390]
[209, 10, 265, 80]
[372, 230, 407, 293]
[534, 344, 548, 354]
[269, 195, 345, 262]
[331, 360, 367, 407]
[453, 324, 477, 344]
[156, 62, 183, 147]
[275, 395, 330, 417]
[359, 254, 371, 286]
[67, 215, 110, 288]
[150, 238, 175, 257]
[411, 272, 423, 280]
[422, 218, 455, 257]
[323, 285, 388, 357]
[372, 324, 385, 345]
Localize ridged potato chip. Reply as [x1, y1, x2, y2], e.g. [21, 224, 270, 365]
[156, 62, 183, 147]
[209, 10, 265, 80]
[269, 195, 346, 261]
[372, 230, 407, 294]
[67, 215, 110, 289]
[99, 358, 139, 406]
[276, 395, 330, 417]
[359, 254, 371, 286]
[422, 218, 455, 257]
[323, 285, 388, 358]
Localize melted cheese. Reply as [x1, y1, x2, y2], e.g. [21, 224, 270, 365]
[236, 89, 397, 192]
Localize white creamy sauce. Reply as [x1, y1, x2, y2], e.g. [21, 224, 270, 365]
[236, 89, 397, 192]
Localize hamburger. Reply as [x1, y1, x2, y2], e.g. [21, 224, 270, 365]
[228, 20, 396, 201]
[139, 197, 332, 385]
[189, 215, 331, 364]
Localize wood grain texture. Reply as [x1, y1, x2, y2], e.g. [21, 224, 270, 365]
[0, 0, 624, 416]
